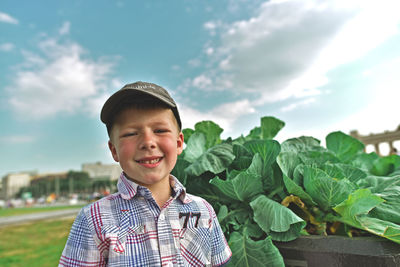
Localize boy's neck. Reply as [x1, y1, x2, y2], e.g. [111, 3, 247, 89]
[143, 176, 172, 208]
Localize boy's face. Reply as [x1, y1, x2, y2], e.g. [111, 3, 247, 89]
[108, 107, 184, 189]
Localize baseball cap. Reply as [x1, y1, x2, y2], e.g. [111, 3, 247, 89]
[100, 81, 182, 130]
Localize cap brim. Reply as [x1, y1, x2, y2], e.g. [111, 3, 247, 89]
[100, 89, 176, 124]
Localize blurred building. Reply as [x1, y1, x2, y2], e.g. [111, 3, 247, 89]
[1, 172, 35, 200]
[350, 125, 400, 156]
[31, 172, 68, 182]
[0, 163, 122, 200]
[82, 162, 122, 181]
[30, 172, 68, 197]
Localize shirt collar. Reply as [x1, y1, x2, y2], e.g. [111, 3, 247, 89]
[169, 175, 192, 204]
[117, 172, 192, 203]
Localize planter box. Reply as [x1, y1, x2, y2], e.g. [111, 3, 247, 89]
[274, 235, 400, 267]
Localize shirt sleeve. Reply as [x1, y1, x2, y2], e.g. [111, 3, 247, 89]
[59, 208, 107, 267]
[210, 208, 232, 267]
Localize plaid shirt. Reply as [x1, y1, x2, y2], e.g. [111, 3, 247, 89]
[59, 173, 231, 267]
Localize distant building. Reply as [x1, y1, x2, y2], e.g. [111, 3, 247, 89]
[31, 172, 68, 182]
[350, 125, 400, 156]
[0, 163, 122, 200]
[30, 172, 68, 198]
[82, 162, 122, 181]
[1, 172, 34, 200]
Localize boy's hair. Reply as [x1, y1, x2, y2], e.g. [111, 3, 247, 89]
[101, 81, 182, 138]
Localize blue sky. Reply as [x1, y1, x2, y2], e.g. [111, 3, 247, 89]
[1, 0, 400, 177]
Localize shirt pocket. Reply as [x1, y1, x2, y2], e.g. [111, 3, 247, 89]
[179, 222, 212, 267]
[101, 224, 144, 254]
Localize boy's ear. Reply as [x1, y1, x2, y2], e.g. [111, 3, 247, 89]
[177, 132, 184, 155]
[108, 140, 120, 162]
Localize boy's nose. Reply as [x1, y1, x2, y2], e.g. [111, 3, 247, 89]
[139, 132, 156, 150]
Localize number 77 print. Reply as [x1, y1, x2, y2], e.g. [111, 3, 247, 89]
[179, 212, 201, 228]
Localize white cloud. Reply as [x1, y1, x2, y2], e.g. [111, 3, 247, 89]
[203, 20, 222, 36]
[205, 47, 214, 55]
[0, 135, 35, 144]
[7, 36, 117, 119]
[59, 21, 71, 35]
[183, 0, 400, 107]
[0, 42, 14, 52]
[179, 99, 256, 138]
[0, 11, 18, 24]
[226, 0, 264, 14]
[277, 55, 400, 144]
[192, 75, 212, 89]
[188, 58, 202, 67]
[279, 0, 400, 105]
[204, 21, 218, 31]
[280, 97, 316, 112]
[171, 65, 181, 71]
[330, 56, 400, 136]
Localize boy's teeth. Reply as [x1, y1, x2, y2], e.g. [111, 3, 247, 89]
[140, 158, 161, 164]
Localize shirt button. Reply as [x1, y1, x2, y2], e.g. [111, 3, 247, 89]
[159, 214, 165, 221]
[167, 262, 173, 267]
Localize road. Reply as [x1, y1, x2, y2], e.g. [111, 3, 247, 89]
[0, 208, 81, 227]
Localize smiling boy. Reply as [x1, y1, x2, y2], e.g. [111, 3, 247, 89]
[59, 81, 232, 267]
[109, 106, 183, 208]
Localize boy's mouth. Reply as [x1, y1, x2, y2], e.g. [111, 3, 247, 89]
[136, 157, 163, 164]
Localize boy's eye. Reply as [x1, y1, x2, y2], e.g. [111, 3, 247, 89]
[154, 129, 168, 133]
[122, 132, 137, 137]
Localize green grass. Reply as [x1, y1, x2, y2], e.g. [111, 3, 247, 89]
[0, 218, 74, 267]
[0, 205, 84, 217]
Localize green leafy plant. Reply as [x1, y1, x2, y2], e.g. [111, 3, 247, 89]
[172, 117, 400, 266]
